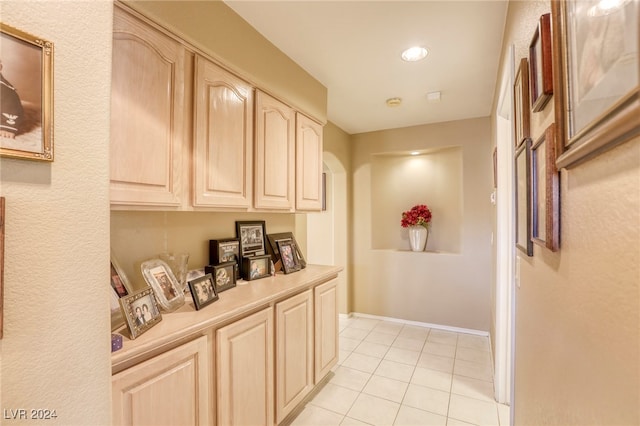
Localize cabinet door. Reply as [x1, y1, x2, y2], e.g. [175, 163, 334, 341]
[112, 336, 210, 425]
[110, 7, 185, 207]
[275, 290, 314, 423]
[217, 307, 273, 426]
[254, 91, 295, 210]
[296, 113, 324, 211]
[193, 56, 253, 209]
[315, 279, 339, 383]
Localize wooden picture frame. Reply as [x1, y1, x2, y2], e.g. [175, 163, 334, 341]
[0, 23, 54, 161]
[141, 259, 185, 312]
[529, 13, 553, 112]
[209, 238, 240, 280]
[515, 138, 533, 256]
[514, 58, 531, 147]
[266, 232, 307, 272]
[552, 0, 640, 169]
[205, 262, 236, 293]
[531, 123, 560, 252]
[241, 255, 271, 281]
[277, 239, 302, 274]
[119, 287, 162, 339]
[187, 273, 219, 310]
[0, 197, 4, 339]
[236, 220, 267, 258]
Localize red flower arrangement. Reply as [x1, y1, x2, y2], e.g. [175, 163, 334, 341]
[401, 204, 432, 228]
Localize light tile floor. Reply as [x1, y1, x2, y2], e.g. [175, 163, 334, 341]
[292, 317, 510, 426]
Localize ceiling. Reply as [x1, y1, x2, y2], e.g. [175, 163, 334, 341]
[224, 1, 509, 135]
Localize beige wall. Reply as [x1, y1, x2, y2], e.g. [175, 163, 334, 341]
[351, 118, 493, 331]
[494, 1, 640, 424]
[123, 0, 327, 124]
[0, 1, 113, 424]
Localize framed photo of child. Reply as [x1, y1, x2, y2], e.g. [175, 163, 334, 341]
[0, 23, 54, 161]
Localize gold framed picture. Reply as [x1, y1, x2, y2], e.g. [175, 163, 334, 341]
[0, 23, 54, 161]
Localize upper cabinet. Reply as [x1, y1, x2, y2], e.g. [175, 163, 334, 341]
[296, 113, 324, 211]
[254, 90, 296, 211]
[110, 6, 325, 213]
[193, 56, 253, 209]
[110, 7, 186, 208]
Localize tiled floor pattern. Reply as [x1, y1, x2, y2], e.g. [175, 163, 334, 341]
[292, 317, 510, 426]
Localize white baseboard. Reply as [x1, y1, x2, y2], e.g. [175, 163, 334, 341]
[341, 312, 489, 337]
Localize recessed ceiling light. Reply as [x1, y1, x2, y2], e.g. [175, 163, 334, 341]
[401, 46, 428, 62]
[386, 97, 402, 107]
[411, 151, 420, 156]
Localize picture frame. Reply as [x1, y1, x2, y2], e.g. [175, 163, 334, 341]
[119, 287, 162, 339]
[552, 0, 640, 169]
[205, 262, 237, 293]
[241, 255, 271, 281]
[236, 220, 267, 258]
[277, 239, 302, 274]
[187, 273, 219, 310]
[266, 232, 307, 271]
[515, 138, 533, 256]
[0, 197, 4, 339]
[209, 238, 240, 280]
[529, 13, 553, 112]
[141, 259, 185, 312]
[531, 123, 560, 252]
[110, 251, 134, 331]
[492, 147, 498, 189]
[0, 23, 54, 161]
[514, 58, 531, 147]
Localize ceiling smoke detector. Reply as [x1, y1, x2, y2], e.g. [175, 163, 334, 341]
[386, 97, 402, 107]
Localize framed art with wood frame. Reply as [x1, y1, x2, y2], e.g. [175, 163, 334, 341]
[187, 273, 219, 310]
[531, 123, 560, 251]
[515, 138, 533, 256]
[0, 197, 4, 339]
[514, 58, 531, 147]
[529, 13, 553, 112]
[0, 23, 54, 161]
[551, 0, 640, 169]
[120, 287, 162, 339]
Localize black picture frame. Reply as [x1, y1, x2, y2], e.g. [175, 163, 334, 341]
[515, 138, 533, 256]
[241, 255, 272, 281]
[236, 221, 267, 258]
[209, 238, 240, 280]
[266, 232, 307, 271]
[187, 273, 219, 310]
[277, 239, 302, 274]
[205, 262, 237, 293]
[119, 287, 162, 340]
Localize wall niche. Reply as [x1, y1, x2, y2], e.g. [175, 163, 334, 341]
[371, 147, 462, 253]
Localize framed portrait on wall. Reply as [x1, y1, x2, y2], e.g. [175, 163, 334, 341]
[0, 23, 54, 161]
[529, 13, 553, 112]
[513, 58, 531, 147]
[531, 123, 560, 252]
[552, 0, 640, 168]
[515, 138, 533, 256]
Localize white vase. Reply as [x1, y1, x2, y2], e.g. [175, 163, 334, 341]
[408, 226, 429, 251]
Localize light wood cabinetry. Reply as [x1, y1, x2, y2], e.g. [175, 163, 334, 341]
[112, 336, 210, 425]
[110, 7, 186, 207]
[254, 90, 296, 211]
[193, 55, 253, 209]
[275, 290, 314, 423]
[295, 113, 324, 211]
[314, 279, 339, 383]
[217, 307, 274, 426]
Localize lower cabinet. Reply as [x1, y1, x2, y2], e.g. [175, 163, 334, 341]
[314, 279, 339, 383]
[216, 307, 274, 426]
[275, 290, 314, 423]
[111, 336, 210, 425]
